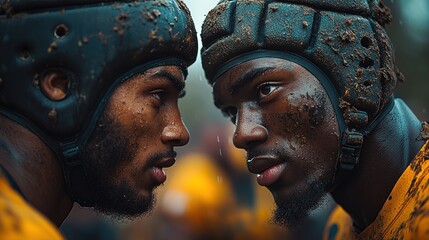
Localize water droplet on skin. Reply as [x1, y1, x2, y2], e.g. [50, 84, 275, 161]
[217, 135, 220, 142]
[219, 148, 222, 156]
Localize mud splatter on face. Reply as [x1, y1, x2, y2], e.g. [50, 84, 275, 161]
[307, 89, 327, 126]
[275, 88, 327, 145]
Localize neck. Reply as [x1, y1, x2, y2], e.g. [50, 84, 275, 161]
[331, 99, 425, 231]
[0, 116, 73, 226]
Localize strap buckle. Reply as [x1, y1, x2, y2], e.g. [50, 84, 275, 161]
[339, 130, 363, 170]
[61, 143, 82, 167]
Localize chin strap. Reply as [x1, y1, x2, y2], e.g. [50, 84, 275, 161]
[60, 142, 94, 207]
[338, 98, 395, 170]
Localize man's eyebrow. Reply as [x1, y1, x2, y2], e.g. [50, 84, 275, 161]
[153, 70, 185, 92]
[230, 66, 275, 95]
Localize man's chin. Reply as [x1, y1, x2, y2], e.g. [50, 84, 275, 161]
[270, 182, 329, 229]
[92, 189, 156, 221]
[271, 200, 312, 229]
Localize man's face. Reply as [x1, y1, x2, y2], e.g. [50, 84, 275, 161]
[82, 65, 189, 219]
[213, 58, 339, 227]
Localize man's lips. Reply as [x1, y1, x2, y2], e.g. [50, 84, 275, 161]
[151, 155, 176, 184]
[247, 155, 286, 186]
[153, 156, 176, 168]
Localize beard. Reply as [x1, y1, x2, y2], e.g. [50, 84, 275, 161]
[80, 110, 154, 220]
[270, 167, 333, 229]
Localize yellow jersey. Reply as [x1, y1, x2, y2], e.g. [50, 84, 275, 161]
[324, 140, 429, 240]
[0, 169, 63, 240]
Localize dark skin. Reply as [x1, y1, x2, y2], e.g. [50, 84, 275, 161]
[0, 115, 72, 226]
[83, 66, 190, 218]
[213, 57, 424, 230]
[0, 65, 189, 226]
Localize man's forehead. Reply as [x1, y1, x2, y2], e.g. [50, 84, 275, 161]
[126, 65, 185, 91]
[215, 57, 297, 87]
[214, 57, 298, 83]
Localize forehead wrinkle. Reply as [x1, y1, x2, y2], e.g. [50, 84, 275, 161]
[230, 66, 275, 95]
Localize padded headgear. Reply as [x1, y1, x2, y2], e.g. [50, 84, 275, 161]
[0, 0, 197, 206]
[201, 0, 401, 172]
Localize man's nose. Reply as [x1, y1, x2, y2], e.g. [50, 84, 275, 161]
[233, 106, 268, 150]
[161, 112, 190, 147]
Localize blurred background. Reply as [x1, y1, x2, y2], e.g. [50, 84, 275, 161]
[60, 0, 429, 239]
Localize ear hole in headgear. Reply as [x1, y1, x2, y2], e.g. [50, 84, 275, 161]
[363, 80, 373, 87]
[39, 68, 72, 101]
[54, 24, 68, 38]
[360, 36, 372, 48]
[359, 57, 374, 69]
[20, 49, 30, 60]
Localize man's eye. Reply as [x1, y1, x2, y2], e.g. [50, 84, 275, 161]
[258, 83, 278, 98]
[150, 90, 165, 102]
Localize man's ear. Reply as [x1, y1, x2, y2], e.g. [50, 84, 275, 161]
[40, 70, 70, 101]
